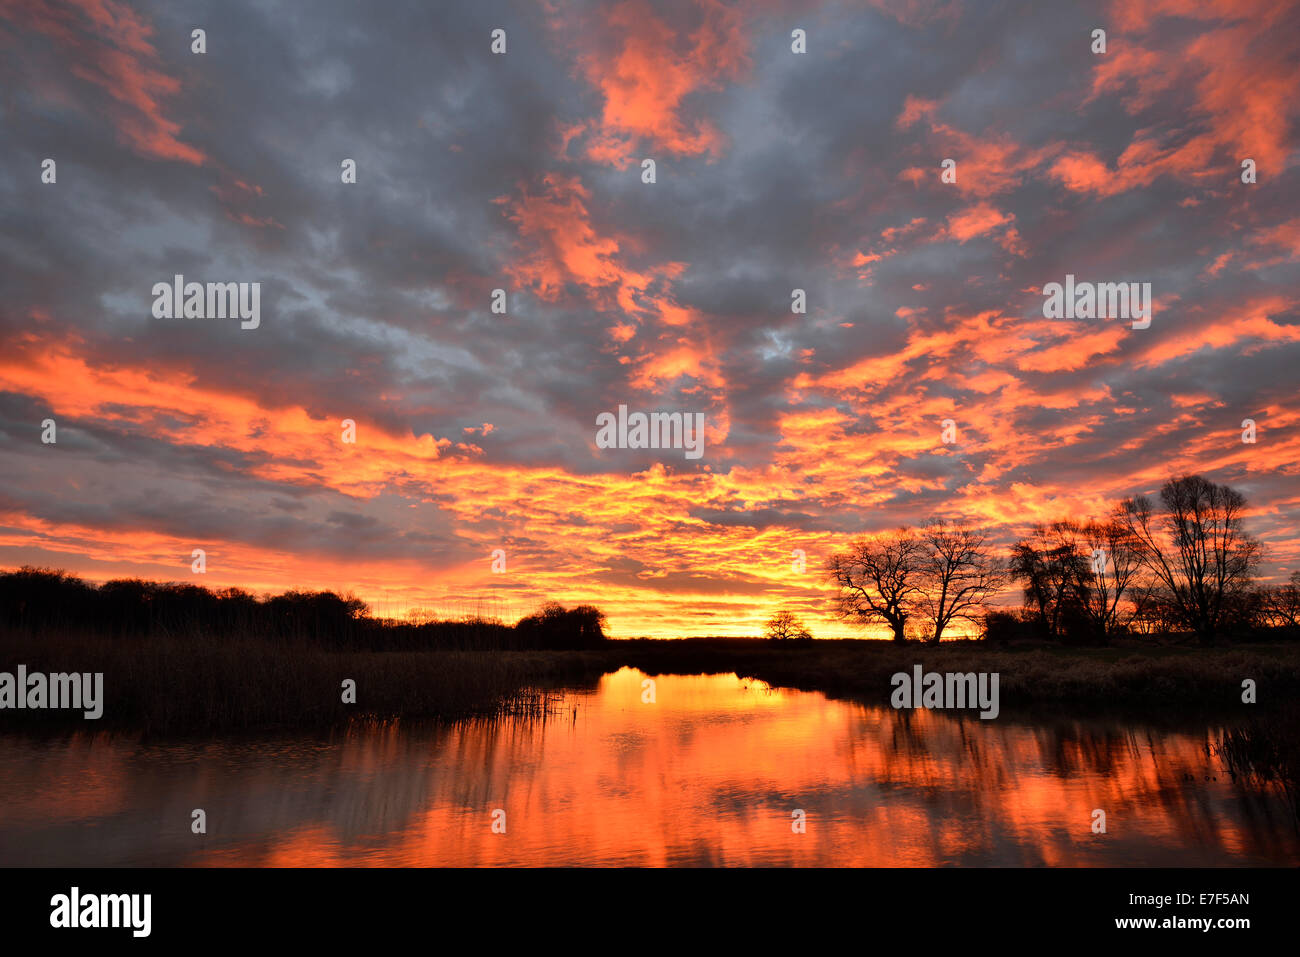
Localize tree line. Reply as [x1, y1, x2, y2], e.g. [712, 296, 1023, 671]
[824, 474, 1297, 645]
[0, 568, 609, 651]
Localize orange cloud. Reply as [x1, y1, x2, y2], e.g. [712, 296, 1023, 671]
[1066, 1, 1300, 193]
[501, 172, 648, 304]
[895, 95, 939, 130]
[2, 0, 205, 165]
[1134, 294, 1300, 368]
[944, 202, 1016, 244]
[563, 0, 750, 165]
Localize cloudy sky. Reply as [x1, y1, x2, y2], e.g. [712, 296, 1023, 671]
[1, 0, 1298, 636]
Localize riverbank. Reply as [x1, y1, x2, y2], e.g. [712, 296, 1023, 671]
[623, 638, 1300, 719]
[2, 632, 1298, 732]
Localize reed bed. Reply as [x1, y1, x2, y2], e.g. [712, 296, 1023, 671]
[3, 631, 1298, 733]
[0, 631, 607, 733]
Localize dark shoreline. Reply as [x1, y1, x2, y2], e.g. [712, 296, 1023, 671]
[2, 633, 1298, 733]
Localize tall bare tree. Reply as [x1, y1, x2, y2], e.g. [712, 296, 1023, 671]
[917, 519, 1005, 642]
[1076, 514, 1144, 641]
[827, 528, 925, 641]
[1120, 475, 1261, 644]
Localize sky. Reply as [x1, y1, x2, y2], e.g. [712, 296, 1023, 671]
[1, 0, 1298, 638]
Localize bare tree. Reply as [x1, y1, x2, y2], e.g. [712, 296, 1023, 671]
[1120, 475, 1261, 644]
[827, 528, 925, 641]
[1125, 578, 1174, 640]
[917, 519, 1005, 642]
[1076, 514, 1144, 641]
[1260, 571, 1300, 631]
[1008, 523, 1091, 641]
[764, 609, 812, 642]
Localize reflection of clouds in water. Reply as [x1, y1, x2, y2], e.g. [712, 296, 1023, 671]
[0, 670, 1296, 866]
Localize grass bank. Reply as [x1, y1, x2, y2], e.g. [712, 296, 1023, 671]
[0, 631, 609, 733]
[615, 638, 1300, 717]
[2, 632, 1298, 732]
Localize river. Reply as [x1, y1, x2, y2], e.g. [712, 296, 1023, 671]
[1, 668, 1295, 866]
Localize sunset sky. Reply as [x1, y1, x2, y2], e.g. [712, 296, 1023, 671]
[1, 0, 1298, 637]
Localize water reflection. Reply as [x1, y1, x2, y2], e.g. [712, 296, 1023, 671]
[0, 668, 1295, 866]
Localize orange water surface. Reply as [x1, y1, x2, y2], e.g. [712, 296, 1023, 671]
[0, 668, 1295, 866]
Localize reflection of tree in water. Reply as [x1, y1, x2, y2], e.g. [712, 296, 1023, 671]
[7, 676, 1298, 866]
[327, 702, 592, 842]
[1211, 706, 1300, 825]
[845, 704, 1299, 863]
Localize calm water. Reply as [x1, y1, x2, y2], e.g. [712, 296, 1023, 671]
[0, 668, 1295, 866]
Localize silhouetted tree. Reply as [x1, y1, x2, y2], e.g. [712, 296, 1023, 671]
[513, 601, 608, 649]
[567, 604, 609, 646]
[1072, 515, 1144, 642]
[1260, 572, 1300, 634]
[764, 609, 812, 642]
[917, 519, 1005, 642]
[828, 528, 925, 641]
[1008, 524, 1092, 642]
[982, 608, 1040, 644]
[0, 567, 95, 631]
[1120, 475, 1261, 644]
[0, 568, 529, 649]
